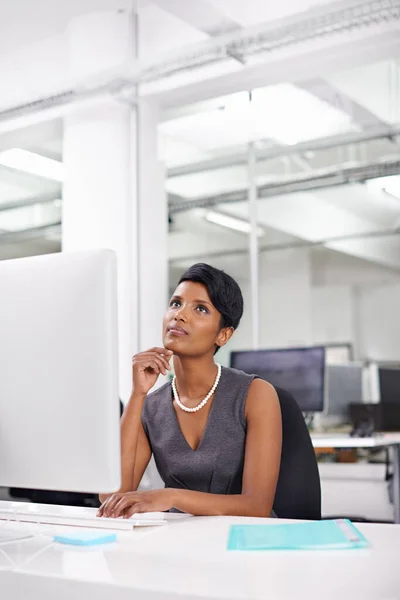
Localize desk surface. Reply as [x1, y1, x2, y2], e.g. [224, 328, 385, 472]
[311, 432, 400, 448]
[1, 508, 400, 600]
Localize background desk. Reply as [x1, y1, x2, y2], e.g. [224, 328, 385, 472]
[1, 512, 399, 600]
[311, 433, 400, 523]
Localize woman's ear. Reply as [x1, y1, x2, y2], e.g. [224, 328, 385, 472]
[216, 326, 234, 348]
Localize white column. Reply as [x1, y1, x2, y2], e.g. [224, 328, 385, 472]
[62, 11, 167, 403]
[134, 100, 168, 491]
[136, 100, 168, 352]
[248, 142, 260, 350]
[62, 98, 136, 402]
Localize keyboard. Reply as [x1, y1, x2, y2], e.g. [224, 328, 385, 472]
[0, 501, 166, 530]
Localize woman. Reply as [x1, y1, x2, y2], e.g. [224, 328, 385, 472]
[98, 263, 282, 518]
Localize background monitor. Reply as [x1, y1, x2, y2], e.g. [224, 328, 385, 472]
[230, 346, 326, 413]
[326, 364, 363, 421]
[379, 368, 400, 404]
[0, 249, 121, 494]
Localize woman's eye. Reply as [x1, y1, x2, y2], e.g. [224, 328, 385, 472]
[197, 305, 208, 313]
[170, 300, 180, 308]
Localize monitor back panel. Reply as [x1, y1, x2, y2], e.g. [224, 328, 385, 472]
[326, 364, 363, 420]
[0, 250, 121, 493]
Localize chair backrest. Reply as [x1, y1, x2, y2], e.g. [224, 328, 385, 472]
[273, 386, 321, 520]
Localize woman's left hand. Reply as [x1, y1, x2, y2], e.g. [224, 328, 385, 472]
[97, 489, 175, 519]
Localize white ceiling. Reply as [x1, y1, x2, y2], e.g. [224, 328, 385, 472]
[1, 0, 398, 113]
[208, 0, 337, 26]
[0, 0, 400, 279]
[159, 83, 356, 160]
[0, 1, 133, 54]
[0, 0, 345, 57]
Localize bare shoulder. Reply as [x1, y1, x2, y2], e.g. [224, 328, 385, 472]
[244, 378, 281, 419]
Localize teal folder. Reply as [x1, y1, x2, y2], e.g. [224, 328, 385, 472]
[227, 519, 369, 551]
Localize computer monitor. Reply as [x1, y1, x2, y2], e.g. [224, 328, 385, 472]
[326, 364, 363, 421]
[379, 368, 400, 404]
[230, 346, 326, 413]
[0, 249, 121, 495]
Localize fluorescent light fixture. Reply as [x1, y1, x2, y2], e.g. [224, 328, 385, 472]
[205, 210, 264, 236]
[0, 148, 64, 182]
[367, 175, 400, 200]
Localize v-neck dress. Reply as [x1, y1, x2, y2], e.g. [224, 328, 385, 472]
[141, 367, 257, 495]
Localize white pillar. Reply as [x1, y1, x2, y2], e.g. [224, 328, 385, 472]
[136, 100, 168, 352]
[63, 98, 136, 401]
[62, 11, 167, 403]
[248, 142, 260, 350]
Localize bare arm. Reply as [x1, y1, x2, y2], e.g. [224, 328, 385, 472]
[98, 347, 172, 505]
[170, 379, 282, 517]
[99, 394, 151, 504]
[102, 379, 282, 518]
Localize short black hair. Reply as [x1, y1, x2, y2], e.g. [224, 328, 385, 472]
[178, 263, 244, 332]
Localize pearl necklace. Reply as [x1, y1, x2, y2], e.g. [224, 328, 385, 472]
[172, 363, 222, 413]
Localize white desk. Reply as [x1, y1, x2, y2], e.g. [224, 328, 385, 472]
[311, 433, 400, 523]
[0, 510, 400, 600]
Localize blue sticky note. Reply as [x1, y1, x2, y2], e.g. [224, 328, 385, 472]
[227, 519, 369, 551]
[53, 531, 117, 546]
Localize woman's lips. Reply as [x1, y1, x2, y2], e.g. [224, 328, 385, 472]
[167, 326, 188, 336]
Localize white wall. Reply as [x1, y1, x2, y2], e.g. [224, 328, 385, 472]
[218, 250, 400, 365]
[357, 284, 400, 361]
[259, 248, 313, 348]
[169, 245, 400, 366]
[311, 285, 355, 346]
[226, 248, 313, 356]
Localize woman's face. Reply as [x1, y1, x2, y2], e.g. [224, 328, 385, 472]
[162, 281, 232, 357]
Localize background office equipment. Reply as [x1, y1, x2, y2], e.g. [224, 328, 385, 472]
[379, 367, 400, 404]
[313, 434, 400, 524]
[0, 250, 121, 496]
[230, 346, 326, 413]
[348, 367, 400, 434]
[349, 403, 400, 434]
[325, 364, 363, 425]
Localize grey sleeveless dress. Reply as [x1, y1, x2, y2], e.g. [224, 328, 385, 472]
[142, 367, 257, 495]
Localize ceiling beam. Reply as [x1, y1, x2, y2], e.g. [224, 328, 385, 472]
[169, 158, 400, 213]
[169, 228, 400, 270]
[150, 0, 241, 36]
[145, 27, 400, 109]
[0, 221, 61, 243]
[150, 0, 245, 65]
[0, 193, 60, 213]
[167, 123, 400, 179]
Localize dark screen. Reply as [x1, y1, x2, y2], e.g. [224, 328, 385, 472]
[379, 368, 400, 404]
[230, 346, 325, 412]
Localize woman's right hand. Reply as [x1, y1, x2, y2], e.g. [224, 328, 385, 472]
[132, 347, 173, 396]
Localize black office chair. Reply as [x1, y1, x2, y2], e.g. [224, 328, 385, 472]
[272, 387, 321, 520]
